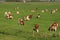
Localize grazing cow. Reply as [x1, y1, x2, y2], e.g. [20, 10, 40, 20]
[24, 16, 30, 21]
[48, 22, 58, 32]
[34, 24, 39, 32]
[26, 16, 30, 20]
[51, 9, 56, 14]
[18, 18, 24, 25]
[24, 14, 33, 21]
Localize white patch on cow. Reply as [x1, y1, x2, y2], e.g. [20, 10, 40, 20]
[5, 11, 8, 15]
[41, 10, 45, 13]
[38, 15, 40, 18]
[51, 9, 56, 14]
[16, 11, 19, 14]
[55, 9, 58, 11]
[4, 11, 9, 17]
[9, 16, 13, 19]
[31, 10, 35, 12]
[26, 16, 30, 21]
[20, 19, 23, 21]
[36, 29, 39, 33]
[8, 11, 11, 14]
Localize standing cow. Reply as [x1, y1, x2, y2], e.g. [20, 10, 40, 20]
[36, 14, 40, 19]
[18, 18, 24, 25]
[24, 16, 30, 21]
[34, 24, 39, 33]
[48, 22, 58, 32]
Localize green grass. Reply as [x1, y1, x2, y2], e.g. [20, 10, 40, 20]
[0, 2, 60, 40]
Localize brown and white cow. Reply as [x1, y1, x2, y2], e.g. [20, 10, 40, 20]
[18, 18, 24, 25]
[34, 24, 39, 32]
[24, 16, 30, 21]
[48, 22, 58, 32]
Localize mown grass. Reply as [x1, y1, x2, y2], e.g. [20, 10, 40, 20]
[0, 2, 60, 40]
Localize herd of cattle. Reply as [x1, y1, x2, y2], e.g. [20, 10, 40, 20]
[4, 8, 58, 33]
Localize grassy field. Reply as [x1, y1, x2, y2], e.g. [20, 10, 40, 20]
[0, 2, 60, 40]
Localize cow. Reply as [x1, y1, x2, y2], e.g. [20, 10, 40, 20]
[24, 16, 30, 21]
[7, 11, 13, 19]
[36, 14, 40, 19]
[48, 22, 58, 32]
[34, 24, 39, 33]
[18, 18, 24, 25]
[51, 9, 56, 14]
[23, 14, 32, 21]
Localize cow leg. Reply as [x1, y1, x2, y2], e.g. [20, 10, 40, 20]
[48, 27, 51, 31]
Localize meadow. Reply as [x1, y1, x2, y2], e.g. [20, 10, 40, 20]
[0, 2, 60, 40]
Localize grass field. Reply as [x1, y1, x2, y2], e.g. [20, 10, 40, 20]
[0, 2, 60, 40]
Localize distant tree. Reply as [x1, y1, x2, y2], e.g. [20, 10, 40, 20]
[50, 0, 52, 2]
[6, 0, 16, 2]
[50, 0, 55, 2]
[54, 0, 55, 2]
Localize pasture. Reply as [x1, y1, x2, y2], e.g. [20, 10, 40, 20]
[0, 2, 60, 40]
